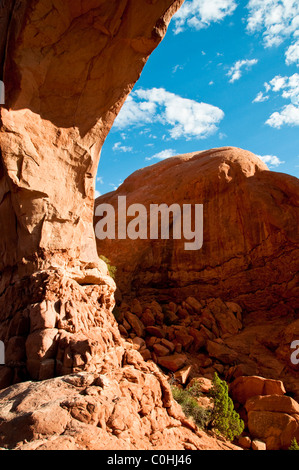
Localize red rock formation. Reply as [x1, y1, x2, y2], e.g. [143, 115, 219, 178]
[230, 375, 286, 405]
[95, 147, 299, 314]
[0, 0, 184, 383]
[0, 0, 243, 452]
[95, 148, 299, 402]
[113, 295, 299, 401]
[246, 394, 299, 449]
[0, 369, 240, 450]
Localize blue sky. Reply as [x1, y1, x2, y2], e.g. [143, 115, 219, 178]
[96, 0, 299, 197]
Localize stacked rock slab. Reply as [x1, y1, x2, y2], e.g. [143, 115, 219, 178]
[0, 0, 184, 384]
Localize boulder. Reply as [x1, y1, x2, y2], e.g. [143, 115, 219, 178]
[145, 326, 165, 339]
[206, 340, 239, 364]
[125, 312, 145, 338]
[245, 394, 299, 415]
[157, 354, 188, 372]
[161, 339, 176, 353]
[230, 376, 286, 405]
[173, 328, 194, 350]
[141, 310, 156, 327]
[238, 435, 251, 449]
[185, 297, 202, 313]
[245, 395, 299, 450]
[187, 377, 213, 394]
[252, 439, 266, 451]
[174, 366, 192, 385]
[153, 343, 170, 357]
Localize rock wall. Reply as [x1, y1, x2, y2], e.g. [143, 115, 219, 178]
[95, 147, 299, 402]
[0, 0, 184, 384]
[95, 147, 299, 315]
[0, 0, 229, 453]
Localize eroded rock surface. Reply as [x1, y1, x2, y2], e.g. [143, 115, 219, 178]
[113, 296, 299, 402]
[0, 0, 241, 453]
[95, 147, 299, 314]
[0, 368, 240, 450]
[95, 148, 299, 404]
[0, 0, 183, 383]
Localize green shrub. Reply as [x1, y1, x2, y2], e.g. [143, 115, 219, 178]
[209, 372, 244, 441]
[289, 438, 299, 450]
[186, 381, 202, 398]
[171, 385, 211, 429]
[99, 255, 117, 280]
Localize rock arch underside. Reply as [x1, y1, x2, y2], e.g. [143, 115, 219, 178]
[0, 0, 298, 451]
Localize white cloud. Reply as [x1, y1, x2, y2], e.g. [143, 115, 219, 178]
[95, 190, 101, 198]
[269, 75, 287, 92]
[219, 132, 227, 140]
[172, 0, 238, 34]
[172, 64, 184, 74]
[114, 87, 224, 140]
[246, 0, 299, 48]
[253, 91, 269, 102]
[145, 149, 176, 161]
[285, 41, 299, 66]
[113, 95, 155, 130]
[262, 73, 299, 127]
[257, 154, 285, 167]
[96, 176, 104, 184]
[266, 104, 299, 127]
[112, 142, 133, 153]
[227, 59, 258, 83]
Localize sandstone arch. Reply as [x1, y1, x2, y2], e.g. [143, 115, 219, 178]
[0, 0, 184, 385]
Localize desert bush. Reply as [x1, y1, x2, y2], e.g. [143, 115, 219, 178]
[171, 385, 211, 429]
[289, 438, 299, 450]
[209, 372, 244, 441]
[99, 255, 117, 280]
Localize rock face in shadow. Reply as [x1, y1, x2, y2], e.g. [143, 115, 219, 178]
[95, 147, 299, 315]
[0, 0, 184, 384]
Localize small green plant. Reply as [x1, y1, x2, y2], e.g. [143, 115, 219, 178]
[99, 255, 117, 280]
[289, 438, 299, 450]
[186, 381, 202, 398]
[171, 385, 211, 429]
[209, 372, 244, 442]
